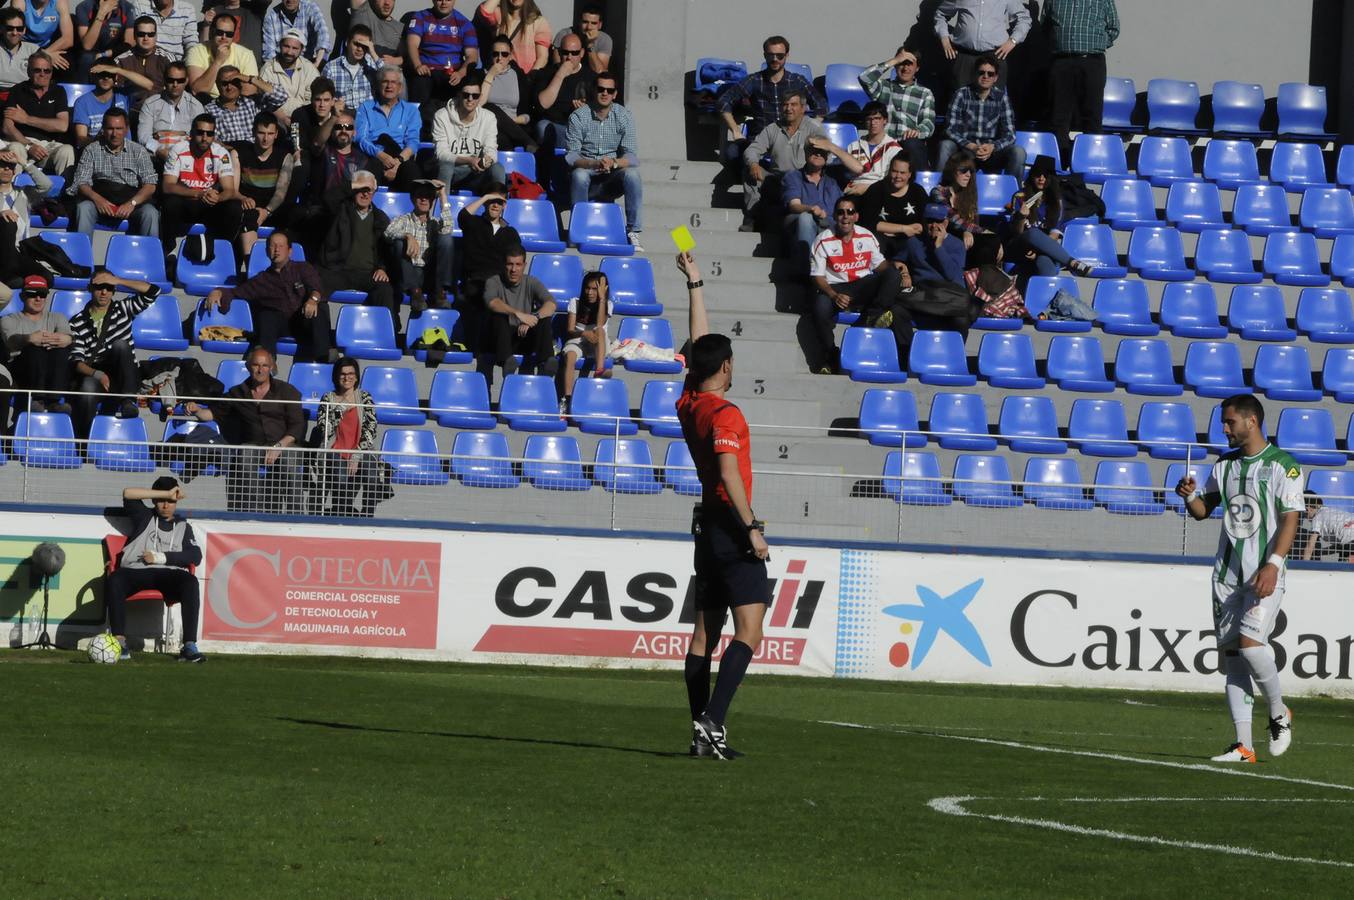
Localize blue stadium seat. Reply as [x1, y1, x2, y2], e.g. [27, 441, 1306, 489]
[49, 290, 89, 319]
[1269, 142, 1330, 191]
[997, 395, 1066, 453]
[498, 150, 536, 182]
[1061, 223, 1128, 277]
[1340, 146, 1354, 189]
[1023, 275, 1090, 332]
[570, 377, 635, 435]
[193, 299, 252, 353]
[821, 121, 859, 150]
[1023, 458, 1093, 510]
[1068, 398, 1135, 456]
[1127, 226, 1193, 281]
[1159, 282, 1226, 338]
[1093, 279, 1158, 335]
[1296, 288, 1354, 343]
[1095, 460, 1164, 514]
[1164, 181, 1225, 233]
[824, 63, 867, 113]
[1276, 408, 1344, 466]
[523, 434, 589, 491]
[1210, 81, 1268, 137]
[1070, 133, 1128, 184]
[173, 239, 236, 295]
[133, 294, 190, 351]
[693, 57, 747, 94]
[1015, 131, 1062, 172]
[0, 293, 19, 315]
[977, 332, 1045, 389]
[1202, 139, 1262, 190]
[1184, 341, 1248, 397]
[1101, 177, 1159, 231]
[215, 359, 248, 389]
[840, 327, 907, 383]
[428, 369, 495, 429]
[1264, 232, 1329, 286]
[1299, 187, 1354, 238]
[1147, 78, 1203, 134]
[975, 173, 1017, 216]
[505, 199, 566, 252]
[600, 257, 663, 315]
[1114, 339, 1182, 396]
[1137, 136, 1195, 186]
[1277, 82, 1334, 138]
[639, 379, 684, 438]
[882, 451, 950, 505]
[373, 191, 413, 220]
[105, 234, 172, 291]
[60, 82, 93, 106]
[927, 392, 996, 451]
[661, 441, 702, 496]
[1322, 348, 1354, 401]
[1136, 401, 1198, 459]
[616, 317, 683, 374]
[88, 415, 154, 472]
[1307, 469, 1354, 512]
[1165, 462, 1219, 515]
[335, 305, 401, 361]
[381, 429, 449, 485]
[859, 388, 924, 448]
[451, 431, 519, 488]
[246, 240, 306, 278]
[286, 362, 332, 419]
[1227, 285, 1297, 340]
[1101, 77, 1139, 132]
[908, 330, 975, 386]
[498, 374, 565, 432]
[529, 253, 584, 308]
[39, 232, 94, 290]
[1046, 335, 1113, 391]
[951, 454, 1021, 508]
[593, 438, 662, 494]
[779, 61, 812, 82]
[1232, 183, 1294, 236]
[913, 170, 940, 194]
[568, 202, 635, 256]
[408, 308, 472, 364]
[13, 412, 80, 468]
[361, 366, 424, 425]
[1252, 345, 1321, 402]
[1333, 234, 1354, 287]
[1194, 228, 1262, 284]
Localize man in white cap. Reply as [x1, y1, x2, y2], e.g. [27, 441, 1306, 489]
[259, 28, 321, 127]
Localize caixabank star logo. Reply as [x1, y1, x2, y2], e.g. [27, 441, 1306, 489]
[882, 579, 991, 670]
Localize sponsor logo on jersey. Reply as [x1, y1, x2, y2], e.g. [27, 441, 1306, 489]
[1224, 493, 1262, 540]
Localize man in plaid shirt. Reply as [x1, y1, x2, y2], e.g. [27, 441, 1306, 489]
[937, 55, 1024, 177]
[205, 65, 287, 144]
[858, 45, 936, 174]
[261, 0, 331, 66]
[1043, 0, 1119, 167]
[717, 35, 825, 171]
[323, 25, 381, 111]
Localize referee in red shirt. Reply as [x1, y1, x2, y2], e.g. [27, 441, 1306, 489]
[675, 251, 771, 761]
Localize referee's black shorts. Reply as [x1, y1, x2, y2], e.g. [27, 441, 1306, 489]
[692, 505, 771, 611]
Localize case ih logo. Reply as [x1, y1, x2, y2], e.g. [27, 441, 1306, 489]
[474, 559, 824, 665]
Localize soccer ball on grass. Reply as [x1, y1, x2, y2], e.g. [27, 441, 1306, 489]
[88, 633, 121, 665]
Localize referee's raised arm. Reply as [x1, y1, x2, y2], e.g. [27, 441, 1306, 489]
[677, 252, 708, 343]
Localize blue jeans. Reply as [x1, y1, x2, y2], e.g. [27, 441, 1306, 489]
[570, 166, 643, 232]
[73, 199, 161, 239]
[437, 161, 507, 194]
[1014, 226, 1074, 277]
[387, 233, 454, 298]
[935, 140, 1026, 178]
[782, 211, 824, 274]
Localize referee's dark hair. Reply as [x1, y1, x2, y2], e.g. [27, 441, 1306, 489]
[689, 333, 733, 382]
[1221, 393, 1265, 427]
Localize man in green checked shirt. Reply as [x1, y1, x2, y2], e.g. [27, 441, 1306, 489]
[858, 46, 935, 175]
[1042, 0, 1119, 168]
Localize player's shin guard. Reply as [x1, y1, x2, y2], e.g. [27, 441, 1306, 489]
[704, 640, 753, 726]
[1223, 649, 1254, 748]
[684, 652, 713, 720]
[1239, 643, 1286, 720]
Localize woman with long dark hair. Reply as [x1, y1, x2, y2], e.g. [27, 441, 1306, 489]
[1005, 154, 1094, 278]
[558, 270, 611, 414]
[929, 149, 984, 249]
[313, 357, 388, 517]
[475, 0, 551, 72]
[482, 34, 540, 152]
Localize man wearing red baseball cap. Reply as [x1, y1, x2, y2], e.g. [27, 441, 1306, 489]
[0, 274, 73, 415]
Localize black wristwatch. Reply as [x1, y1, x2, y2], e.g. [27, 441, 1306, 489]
[746, 519, 764, 533]
[686, 280, 703, 290]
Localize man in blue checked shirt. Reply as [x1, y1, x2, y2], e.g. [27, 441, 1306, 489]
[936, 55, 1024, 177]
[717, 36, 825, 169]
[565, 70, 642, 250]
[323, 25, 381, 111]
[261, 0, 330, 67]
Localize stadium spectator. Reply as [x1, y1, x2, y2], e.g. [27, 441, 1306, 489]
[14, 0, 74, 65]
[302, 105, 367, 204]
[937, 56, 1024, 176]
[187, 12, 259, 99]
[405, 0, 479, 120]
[317, 169, 396, 320]
[457, 185, 519, 346]
[158, 112, 244, 257]
[1005, 154, 1094, 279]
[1043, 0, 1119, 168]
[900, 203, 967, 285]
[203, 229, 329, 363]
[231, 110, 298, 257]
[107, 476, 205, 662]
[68, 271, 159, 434]
[481, 34, 537, 152]
[739, 90, 824, 232]
[70, 65, 127, 146]
[858, 46, 935, 175]
[1, 274, 71, 412]
[136, 60, 202, 160]
[858, 154, 929, 259]
[531, 31, 592, 151]
[68, 107, 159, 238]
[384, 178, 454, 314]
[0, 149, 49, 270]
[205, 0, 264, 57]
[717, 35, 824, 155]
[810, 101, 900, 196]
[1, 53, 75, 176]
[780, 143, 839, 276]
[127, 0, 193, 62]
[478, 243, 556, 385]
[930, 149, 983, 247]
[313, 356, 385, 517]
[258, 29, 320, 126]
[323, 25, 380, 111]
[202, 344, 307, 514]
[261, 0, 329, 66]
[934, 0, 1030, 90]
[433, 74, 504, 193]
[474, 0, 550, 73]
[565, 71, 642, 248]
[558, 268, 609, 414]
[289, 74, 337, 154]
[809, 195, 902, 374]
[348, 0, 402, 64]
[0, 10, 39, 90]
[205, 65, 285, 145]
[551, 3, 609, 74]
[1301, 492, 1354, 562]
[355, 65, 421, 191]
[107, 15, 172, 109]
[72, 0, 130, 81]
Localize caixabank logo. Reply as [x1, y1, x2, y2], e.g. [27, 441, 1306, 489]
[473, 557, 828, 667]
[882, 579, 991, 670]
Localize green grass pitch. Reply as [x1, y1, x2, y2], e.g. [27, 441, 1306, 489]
[3, 650, 1353, 896]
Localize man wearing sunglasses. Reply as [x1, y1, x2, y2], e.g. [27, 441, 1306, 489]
[0, 274, 72, 415]
[937, 55, 1024, 177]
[717, 35, 825, 173]
[0, 10, 38, 91]
[0, 52, 75, 176]
[322, 24, 381, 111]
[68, 106, 160, 238]
[432, 74, 504, 193]
[68, 271, 160, 433]
[934, 0, 1029, 92]
[136, 59, 202, 159]
[348, 0, 402, 64]
[808, 196, 902, 374]
[158, 112, 243, 255]
[106, 15, 172, 109]
[565, 71, 642, 248]
[859, 46, 936, 175]
[532, 31, 593, 151]
[127, 0, 192, 60]
[205, 63, 285, 144]
[186, 11, 259, 98]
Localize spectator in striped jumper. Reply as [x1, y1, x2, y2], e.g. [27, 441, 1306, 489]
[68, 271, 160, 435]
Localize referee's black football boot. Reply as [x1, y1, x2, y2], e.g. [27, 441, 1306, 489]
[693, 714, 742, 760]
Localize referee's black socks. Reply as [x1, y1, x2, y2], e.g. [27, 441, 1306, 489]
[684, 652, 712, 719]
[705, 640, 754, 726]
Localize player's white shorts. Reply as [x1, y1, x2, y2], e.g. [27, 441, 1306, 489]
[1212, 579, 1284, 646]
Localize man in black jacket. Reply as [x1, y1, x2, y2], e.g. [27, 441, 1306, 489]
[456, 184, 520, 354]
[316, 169, 396, 321]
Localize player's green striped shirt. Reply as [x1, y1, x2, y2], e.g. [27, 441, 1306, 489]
[1204, 443, 1303, 588]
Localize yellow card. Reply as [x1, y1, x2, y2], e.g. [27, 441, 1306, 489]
[670, 226, 697, 253]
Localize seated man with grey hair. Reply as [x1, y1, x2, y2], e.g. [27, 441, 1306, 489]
[317, 169, 398, 320]
[355, 64, 423, 191]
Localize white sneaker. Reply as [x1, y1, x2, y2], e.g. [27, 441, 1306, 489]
[1268, 708, 1293, 757]
[1210, 742, 1257, 763]
[627, 230, 645, 253]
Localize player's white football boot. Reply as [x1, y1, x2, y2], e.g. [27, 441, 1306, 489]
[1268, 708, 1293, 757]
[1210, 742, 1257, 763]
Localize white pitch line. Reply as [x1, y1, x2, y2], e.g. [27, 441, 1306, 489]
[929, 796, 1354, 869]
[821, 720, 1354, 792]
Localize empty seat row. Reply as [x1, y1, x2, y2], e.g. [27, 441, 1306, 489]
[1101, 179, 1354, 238]
[1073, 134, 1342, 191]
